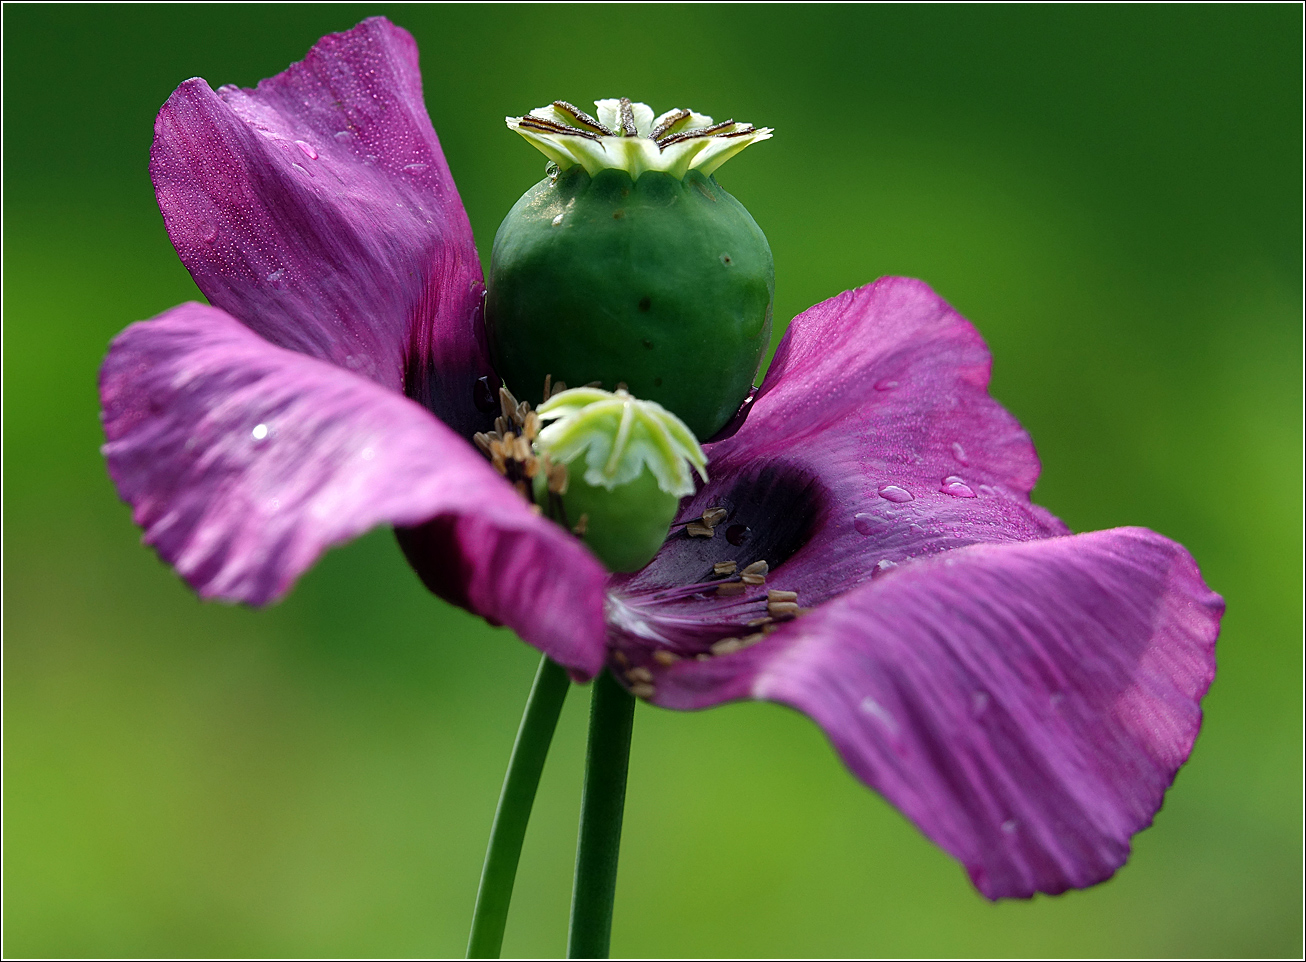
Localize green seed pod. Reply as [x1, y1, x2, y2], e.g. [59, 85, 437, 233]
[531, 386, 707, 572]
[487, 98, 774, 439]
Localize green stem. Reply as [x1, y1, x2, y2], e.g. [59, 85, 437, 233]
[467, 655, 570, 959]
[567, 669, 636, 959]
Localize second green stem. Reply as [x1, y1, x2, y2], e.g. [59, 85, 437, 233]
[567, 669, 636, 959]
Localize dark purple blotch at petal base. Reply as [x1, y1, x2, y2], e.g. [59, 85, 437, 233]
[150, 17, 491, 437]
[100, 303, 609, 676]
[605, 279, 1222, 897]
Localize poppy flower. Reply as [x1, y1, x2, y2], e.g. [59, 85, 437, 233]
[98, 16, 1222, 901]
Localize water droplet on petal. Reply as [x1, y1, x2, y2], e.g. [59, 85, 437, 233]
[200, 221, 218, 243]
[266, 268, 285, 285]
[552, 213, 565, 226]
[971, 691, 990, 716]
[473, 376, 499, 413]
[1050, 692, 1065, 709]
[853, 512, 884, 536]
[874, 378, 899, 391]
[251, 423, 269, 440]
[951, 441, 969, 465]
[725, 524, 750, 546]
[872, 559, 898, 578]
[859, 695, 899, 734]
[941, 476, 975, 498]
[361, 447, 375, 461]
[403, 162, 428, 171]
[294, 140, 318, 160]
[877, 484, 913, 503]
[1001, 818, 1019, 834]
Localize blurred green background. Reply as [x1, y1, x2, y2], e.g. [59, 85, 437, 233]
[3, 4, 1300, 957]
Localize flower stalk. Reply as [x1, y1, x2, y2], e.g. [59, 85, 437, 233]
[467, 655, 571, 959]
[567, 670, 636, 959]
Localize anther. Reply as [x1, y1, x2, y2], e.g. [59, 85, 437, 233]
[551, 380, 567, 396]
[499, 386, 519, 423]
[473, 432, 492, 454]
[613, 650, 630, 667]
[710, 637, 743, 655]
[652, 650, 681, 666]
[548, 462, 569, 495]
[572, 513, 589, 536]
[742, 560, 769, 576]
[630, 682, 655, 700]
[542, 374, 552, 402]
[740, 632, 766, 647]
[627, 666, 654, 684]
[715, 582, 747, 596]
[713, 561, 738, 576]
[767, 600, 800, 618]
[702, 507, 728, 527]
[767, 589, 798, 603]
[747, 616, 773, 627]
[494, 416, 508, 435]
[686, 522, 715, 538]
[523, 411, 540, 441]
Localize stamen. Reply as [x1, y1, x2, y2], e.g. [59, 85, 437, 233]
[746, 616, 773, 627]
[740, 560, 769, 586]
[572, 513, 589, 536]
[551, 380, 568, 397]
[715, 582, 747, 596]
[686, 522, 715, 538]
[630, 682, 655, 700]
[613, 650, 629, 667]
[548, 462, 569, 495]
[702, 507, 728, 527]
[652, 650, 680, 666]
[542, 374, 552, 402]
[713, 561, 738, 576]
[767, 600, 800, 618]
[627, 666, 654, 684]
[767, 589, 797, 602]
[473, 432, 492, 455]
[710, 637, 743, 655]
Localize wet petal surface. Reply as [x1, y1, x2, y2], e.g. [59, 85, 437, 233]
[641, 528, 1222, 898]
[150, 17, 491, 436]
[611, 277, 1066, 648]
[100, 302, 608, 676]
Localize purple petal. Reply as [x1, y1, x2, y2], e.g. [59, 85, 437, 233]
[150, 17, 491, 436]
[639, 528, 1222, 898]
[610, 278, 1065, 647]
[100, 302, 608, 676]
